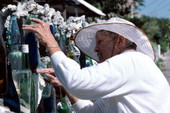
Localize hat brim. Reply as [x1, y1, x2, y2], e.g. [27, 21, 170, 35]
[75, 23, 155, 62]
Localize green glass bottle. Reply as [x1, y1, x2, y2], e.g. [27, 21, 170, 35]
[8, 45, 22, 70]
[85, 56, 93, 67]
[57, 98, 69, 113]
[16, 44, 32, 113]
[26, 14, 37, 25]
[66, 38, 76, 59]
[21, 44, 30, 69]
[66, 37, 80, 63]
[57, 88, 70, 113]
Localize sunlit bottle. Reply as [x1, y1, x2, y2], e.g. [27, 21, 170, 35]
[12, 44, 32, 113]
[7, 14, 22, 95]
[25, 14, 40, 113]
[8, 45, 22, 70]
[57, 98, 70, 113]
[66, 37, 80, 63]
[56, 88, 70, 113]
[41, 56, 52, 98]
[7, 15, 21, 45]
[60, 33, 67, 54]
[7, 15, 22, 70]
[21, 44, 30, 69]
[21, 44, 32, 113]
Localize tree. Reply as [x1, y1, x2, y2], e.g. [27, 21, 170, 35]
[128, 16, 170, 54]
[86, 0, 144, 17]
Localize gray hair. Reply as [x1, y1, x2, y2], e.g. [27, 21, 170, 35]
[96, 30, 137, 50]
[96, 30, 118, 40]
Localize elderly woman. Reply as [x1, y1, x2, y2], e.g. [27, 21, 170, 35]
[23, 17, 170, 113]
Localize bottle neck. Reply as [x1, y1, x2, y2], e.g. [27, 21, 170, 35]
[21, 44, 30, 70]
[66, 38, 75, 58]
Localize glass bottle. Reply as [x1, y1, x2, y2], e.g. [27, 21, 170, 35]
[66, 37, 80, 63]
[0, 37, 21, 113]
[12, 44, 32, 113]
[3, 62, 21, 113]
[7, 14, 22, 70]
[21, 44, 30, 69]
[7, 15, 21, 45]
[66, 38, 75, 59]
[0, 36, 8, 96]
[25, 14, 40, 113]
[8, 45, 22, 70]
[85, 56, 93, 67]
[57, 88, 70, 113]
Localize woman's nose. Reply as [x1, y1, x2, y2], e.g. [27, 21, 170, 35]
[94, 46, 98, 52]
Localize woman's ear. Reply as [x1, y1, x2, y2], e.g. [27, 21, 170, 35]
[118, 35, 126, 46]
[117, 35, 126, 52]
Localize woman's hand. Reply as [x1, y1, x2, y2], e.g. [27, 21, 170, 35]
[22, 18, 57, 47]
[23, 18, 61, 55]
[46, 73, 62, 87]
[37, 68, 79, 104]
[36, 68, 62, 87]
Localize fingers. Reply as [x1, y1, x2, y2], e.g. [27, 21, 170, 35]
[46, 73, 62, 87]
[23, 24, 39, 28]
[51, 80, 62, 87]
[22, 25, 39, 34]
[22, 18, 48, 31]
[36, 68, 54, 74]
[46, 73, 55, 80]
[22, 25, 33, 30]
[30, 18, 44, 24]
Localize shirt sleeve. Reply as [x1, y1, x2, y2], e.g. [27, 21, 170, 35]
[51, 51, 130, 100]
[72, 99, 105, 113]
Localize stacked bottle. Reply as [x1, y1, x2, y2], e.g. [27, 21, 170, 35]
[66, 36, 80, 64]
[12, 44, 32, 113]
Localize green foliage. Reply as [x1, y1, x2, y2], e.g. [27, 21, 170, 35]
[160, 35, 169, 53]
[127, 16, 170, 54]
[86, 0, 144, 16]
[141, 18, 160, 39]
[156, 58, 163, 68]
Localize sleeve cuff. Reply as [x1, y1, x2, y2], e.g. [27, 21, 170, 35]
[72, 99, 93, 111]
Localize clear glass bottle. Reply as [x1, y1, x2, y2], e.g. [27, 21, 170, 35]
[12, 44, 32, 113]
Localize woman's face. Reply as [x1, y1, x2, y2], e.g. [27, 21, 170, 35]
[94, 34, 115, 63]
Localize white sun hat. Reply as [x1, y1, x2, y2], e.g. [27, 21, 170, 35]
[75, 17, 155, 62]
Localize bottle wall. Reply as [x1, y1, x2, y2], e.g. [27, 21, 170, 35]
[0, 1, 95, 113]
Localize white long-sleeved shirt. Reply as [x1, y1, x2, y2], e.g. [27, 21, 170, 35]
[51, 50, 170, 113]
